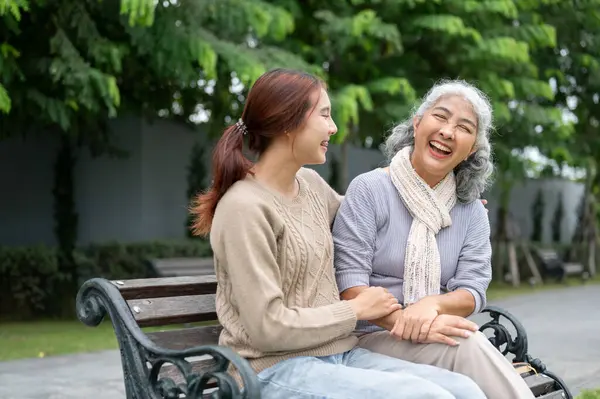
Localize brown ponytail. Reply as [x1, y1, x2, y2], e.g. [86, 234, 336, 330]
[190, 68, 326, 236]
[190, 123, 252, 236]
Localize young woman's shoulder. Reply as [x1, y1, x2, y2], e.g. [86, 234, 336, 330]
[213, 180, 283, 230]
[297, 167, 327, 188]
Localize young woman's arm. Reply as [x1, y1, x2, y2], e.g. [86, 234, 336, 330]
[210, 197, 357, 353]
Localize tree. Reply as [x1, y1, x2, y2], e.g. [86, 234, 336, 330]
[0, 0, 315, 143]
[532, 1, 600, 190]
[0, 0, 316, 294]
[265, 1, 415, 188]
[265, 1, 572, 190]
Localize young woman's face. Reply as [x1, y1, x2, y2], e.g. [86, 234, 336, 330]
[411, 95, 478, 185]
[290, 88, 338, 165]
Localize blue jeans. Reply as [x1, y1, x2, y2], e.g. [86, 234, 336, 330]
[256, 347, 486, 398]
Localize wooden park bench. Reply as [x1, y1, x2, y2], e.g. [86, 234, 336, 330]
[76, 275, 574, 399]
[533, 247, 590, 283]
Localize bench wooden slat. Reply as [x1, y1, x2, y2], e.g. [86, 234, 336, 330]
[128, 295, 217, 327]
[151, 257, 214, 269]
[524, 373, 557, 396]
[146, 325, 222, 350]
[148, 257, 215, 277]
[537, 391, 566, 398]
[112, 275, 217, 300]
[536, 250, 560, 260]
[563, 263, 584, 274]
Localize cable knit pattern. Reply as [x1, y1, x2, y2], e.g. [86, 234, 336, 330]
[210, 167, 357, 376]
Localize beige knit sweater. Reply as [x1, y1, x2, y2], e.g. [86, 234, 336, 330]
[210, 167, 359, 375]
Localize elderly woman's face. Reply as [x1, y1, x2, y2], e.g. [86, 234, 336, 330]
[411, 95, 478, 184]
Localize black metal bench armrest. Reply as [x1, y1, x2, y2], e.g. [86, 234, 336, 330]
[479, 305, 529, 362]
[76, 278, 260, 399]
[479, 306, 573, 399]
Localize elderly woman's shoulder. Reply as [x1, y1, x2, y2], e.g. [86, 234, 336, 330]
[457, 197, 489, 223]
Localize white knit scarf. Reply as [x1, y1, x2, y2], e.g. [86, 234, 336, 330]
[389, 146, 457, 305]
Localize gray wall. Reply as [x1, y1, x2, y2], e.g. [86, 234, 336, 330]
[485, 178, 584, 244]
[0, 117, 584, 247]
[0, 117, 206, 246]
[0, 132, 60, 246]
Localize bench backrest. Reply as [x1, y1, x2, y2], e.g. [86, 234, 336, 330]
[146, 257, 215, 277]
[112, 275, 221, 348]
[534, 248, 561, 262]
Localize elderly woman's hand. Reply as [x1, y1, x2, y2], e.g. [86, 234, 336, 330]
[390, 298, 440, 343]
[421, 314, 480, 346]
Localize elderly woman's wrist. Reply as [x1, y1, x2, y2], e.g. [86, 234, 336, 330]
[417, 295, 443, 313]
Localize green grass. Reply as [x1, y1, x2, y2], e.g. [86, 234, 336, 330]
[0, 319, 119, 361]
[578, 389, 600, 399]
[0, 277, 598, 362]
[0, 320, 215, 361]
[487, 276, 600, 302]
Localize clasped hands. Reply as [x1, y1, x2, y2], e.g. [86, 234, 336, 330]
[349, 287, 478, 346]
[390, 297, 479, 346]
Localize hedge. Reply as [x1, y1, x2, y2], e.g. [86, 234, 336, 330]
[0, 239, 212, 320]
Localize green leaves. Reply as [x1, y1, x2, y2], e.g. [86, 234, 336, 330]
[0, 0, 310, 140]
[512, 78, 555, 100]
[410, 15, 482, 42]
[0, 0, 29, 20]
[0, 0, 598, 188]
[119, 0, 156, 27]
[315, 9, 402, 53]
[366, 77, 416, 100]
[0, 84, 10, 114]
[473, 37, 531, 65]
[331, 85, 373, 143]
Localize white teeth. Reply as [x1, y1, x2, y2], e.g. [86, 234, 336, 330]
[321, 141, 328, 146]
[430, 141, 451, 153]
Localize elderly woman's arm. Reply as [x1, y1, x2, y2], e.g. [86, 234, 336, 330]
[442, 200, 492, 315]
[417, 201, 492, 317]
[333, 174, 402, 330]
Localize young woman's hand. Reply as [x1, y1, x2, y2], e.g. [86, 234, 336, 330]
[348, 287, 403, 320]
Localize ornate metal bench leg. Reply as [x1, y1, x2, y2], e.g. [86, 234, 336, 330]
[76, 278, 261, 399]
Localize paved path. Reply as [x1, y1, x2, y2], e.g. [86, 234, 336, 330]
[1, 285, 599, 398]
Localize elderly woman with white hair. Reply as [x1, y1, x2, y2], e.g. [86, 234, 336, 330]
[332, 80, 534, 398]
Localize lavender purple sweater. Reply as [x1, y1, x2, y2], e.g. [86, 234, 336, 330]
[332, 168, 492, 333]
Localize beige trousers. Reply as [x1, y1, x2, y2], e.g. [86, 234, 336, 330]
[358, 330, 535, 399]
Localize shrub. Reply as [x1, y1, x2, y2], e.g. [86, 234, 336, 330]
[0, 239, 212, 320]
